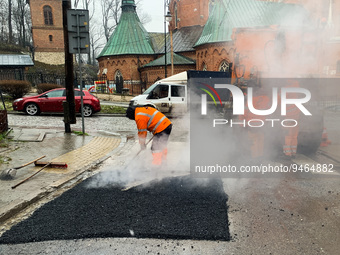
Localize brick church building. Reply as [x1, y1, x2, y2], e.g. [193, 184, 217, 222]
[27, 0, 340, 95]
[97, 0, 340, 95]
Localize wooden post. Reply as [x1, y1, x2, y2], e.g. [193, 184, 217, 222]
[170, 30, 174, 76]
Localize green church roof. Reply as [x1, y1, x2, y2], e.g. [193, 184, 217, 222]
[98, 0, 154, 58]
[143, 53, 195, 68]
[195, 0, 310, 47]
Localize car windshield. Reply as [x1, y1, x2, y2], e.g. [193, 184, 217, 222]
[143, 83, 158, 95]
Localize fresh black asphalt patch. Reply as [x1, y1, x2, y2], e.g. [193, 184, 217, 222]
[0, 175, 230, 244]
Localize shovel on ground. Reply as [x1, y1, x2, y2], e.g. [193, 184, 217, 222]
[0, 155, 46, 180]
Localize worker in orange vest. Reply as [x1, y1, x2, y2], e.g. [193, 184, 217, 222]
[282, 79, 300, 158]
[126, 106, 172, 166]
[240, 87, 271, 159]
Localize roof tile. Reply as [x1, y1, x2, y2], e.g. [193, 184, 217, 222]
[98, 3, 154, 58]
[195, 0, 311, 47]
[143, 53, 195, 68]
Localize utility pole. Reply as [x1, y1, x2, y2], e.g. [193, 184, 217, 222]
[164, 0, 167, 78]
[62, 0, 76, 133]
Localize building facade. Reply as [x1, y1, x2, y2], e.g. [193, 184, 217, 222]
[27, 0, 65, 65]
[96, 0, 340, 96]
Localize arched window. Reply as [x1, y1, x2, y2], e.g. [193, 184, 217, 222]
[202, 62, 207, 71]
[115, 70, 123, 80]
[43, 6, 53, 25]
[219, 60, 229, 72]
[115, 70, 124, 93]
[49, 35, 53, 42]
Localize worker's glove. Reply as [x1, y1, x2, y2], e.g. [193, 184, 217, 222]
[140, 143, 146, 150]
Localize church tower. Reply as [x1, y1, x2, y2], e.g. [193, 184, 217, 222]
[27, 0, 65, 65]
[97, 0, 155, 93]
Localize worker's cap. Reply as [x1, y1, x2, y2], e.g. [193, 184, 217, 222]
[126, 106, 136, 120]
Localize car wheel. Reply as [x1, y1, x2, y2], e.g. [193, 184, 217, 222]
[83, 105, 93, 117]
[25, 103, 40, 116]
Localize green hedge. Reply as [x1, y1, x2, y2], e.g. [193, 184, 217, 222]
[37, 83, 63, 94]
[0, 80, 32, 99]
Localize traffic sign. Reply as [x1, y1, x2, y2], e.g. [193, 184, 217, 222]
[67, 9, 90, 54]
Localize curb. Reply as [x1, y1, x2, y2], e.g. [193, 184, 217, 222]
[0, 133, 129, 225]
[6, 111, 126, 117]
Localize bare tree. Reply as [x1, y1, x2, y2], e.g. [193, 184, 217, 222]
[100, 0, 120, 42]
[72, 0, 151, 65]
[99, 0, 151, 42]
[0, 0, 31, 47]
[73, 0, 96, 65]
[135, 0, 151, 25]
[89, 22, 105, 66]
[0, 0, 9, 42]
[8, 0, 12, 43]
[13, 0, 31, 47]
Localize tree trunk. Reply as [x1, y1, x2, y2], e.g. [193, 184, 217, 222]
[8, 0, 12, 43]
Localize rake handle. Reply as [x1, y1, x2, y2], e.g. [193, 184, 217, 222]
[12, 162, 51, 189]
[15, 155, 46, 169]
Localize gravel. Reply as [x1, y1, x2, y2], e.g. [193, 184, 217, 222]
[8, 114, 136, 133]
[0, 175, 230, 244]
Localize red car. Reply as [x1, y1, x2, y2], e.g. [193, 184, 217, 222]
[13, 88, 101, 117]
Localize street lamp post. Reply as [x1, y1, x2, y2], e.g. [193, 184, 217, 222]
[164, 1, 172, 78]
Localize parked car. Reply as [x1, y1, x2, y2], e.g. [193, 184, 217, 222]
[12, 88, 101, 117]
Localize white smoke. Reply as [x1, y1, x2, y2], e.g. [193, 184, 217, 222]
[86, 114, 191, 189]
[86, 0, 333, 191]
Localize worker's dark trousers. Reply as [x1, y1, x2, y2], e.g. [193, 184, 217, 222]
[151, 124, 172, 165]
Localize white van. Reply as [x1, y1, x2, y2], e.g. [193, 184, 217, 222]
[129, 72, 188, 117]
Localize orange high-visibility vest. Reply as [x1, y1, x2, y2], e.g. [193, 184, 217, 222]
[245, 94, 271, 121]
[135, 107, 172, 143]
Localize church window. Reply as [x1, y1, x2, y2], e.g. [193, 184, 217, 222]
[43, 6, 53, 25]
[219, 60, 229, 72]
[115, 70, 123, 80]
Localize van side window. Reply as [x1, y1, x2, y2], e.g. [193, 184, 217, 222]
[171, 86, 185, 97]
[149, 85, 169, 99]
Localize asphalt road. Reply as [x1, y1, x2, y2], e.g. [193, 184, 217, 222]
[0, 112, 340, 254]
[0, 176, 229, 244]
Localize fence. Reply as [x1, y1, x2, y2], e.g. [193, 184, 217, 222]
[1, 70, 144, 96]
[25, 73, 66, 87]
[0, 110, 8, 133]
[0, 90, 8, 133]
[95, 75, 145, 96]
[0, 70, 95, 89]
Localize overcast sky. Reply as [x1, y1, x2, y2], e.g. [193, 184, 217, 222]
[86, 0, 165, 33]
[140, 0, 165, 33]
